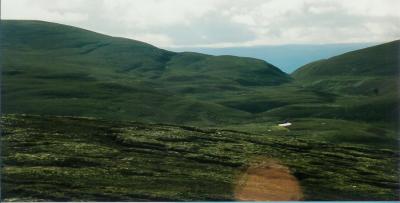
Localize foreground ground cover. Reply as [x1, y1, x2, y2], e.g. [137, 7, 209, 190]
[2, 114, 399, 201]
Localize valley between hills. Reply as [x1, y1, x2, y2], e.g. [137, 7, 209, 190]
[1, 20, 399, 201]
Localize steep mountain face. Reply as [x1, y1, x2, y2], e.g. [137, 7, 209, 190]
[0, 20, 292, 125]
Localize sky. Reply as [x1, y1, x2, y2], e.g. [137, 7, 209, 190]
[2, 0, 400, 48]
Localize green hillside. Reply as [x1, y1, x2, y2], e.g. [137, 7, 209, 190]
[284, 41, 400, 122]
[292, 40, 399, 94]
[1, 20, 292, 126]
[1, 20, 398, 127]
[292, 40, 399, 77]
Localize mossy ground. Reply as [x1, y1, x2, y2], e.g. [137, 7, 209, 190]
[2, 114, 399, 201]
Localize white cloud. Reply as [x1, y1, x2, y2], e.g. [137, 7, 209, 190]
[128, 33, 174, 47]
[2, 0, 89, 22]
[2, 0, 400, 47]
[343, 0, 400, 17]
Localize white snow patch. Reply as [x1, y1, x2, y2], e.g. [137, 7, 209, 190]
[278, 122, 292, 127]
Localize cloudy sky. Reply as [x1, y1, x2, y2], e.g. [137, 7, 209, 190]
[2, 0, 400, 48]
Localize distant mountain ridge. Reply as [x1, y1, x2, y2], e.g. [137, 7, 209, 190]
[170, 43, 377, 73]
[0, 20, 289, 84]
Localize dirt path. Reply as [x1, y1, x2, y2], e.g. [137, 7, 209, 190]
[234, 159, 303, 201]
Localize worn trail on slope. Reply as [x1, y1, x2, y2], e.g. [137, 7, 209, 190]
[234, 159, 303, 201]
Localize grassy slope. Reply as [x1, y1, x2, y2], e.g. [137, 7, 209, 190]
[272, 41, 400, 123]
[293, 40, 399, 78]
[1, 20, 293, 126]
[2, 115, 399, 201]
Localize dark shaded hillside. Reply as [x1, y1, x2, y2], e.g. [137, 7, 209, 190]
[0, 20, 291, 125]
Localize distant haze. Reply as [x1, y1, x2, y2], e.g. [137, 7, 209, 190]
[170, 43, 377, 73]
